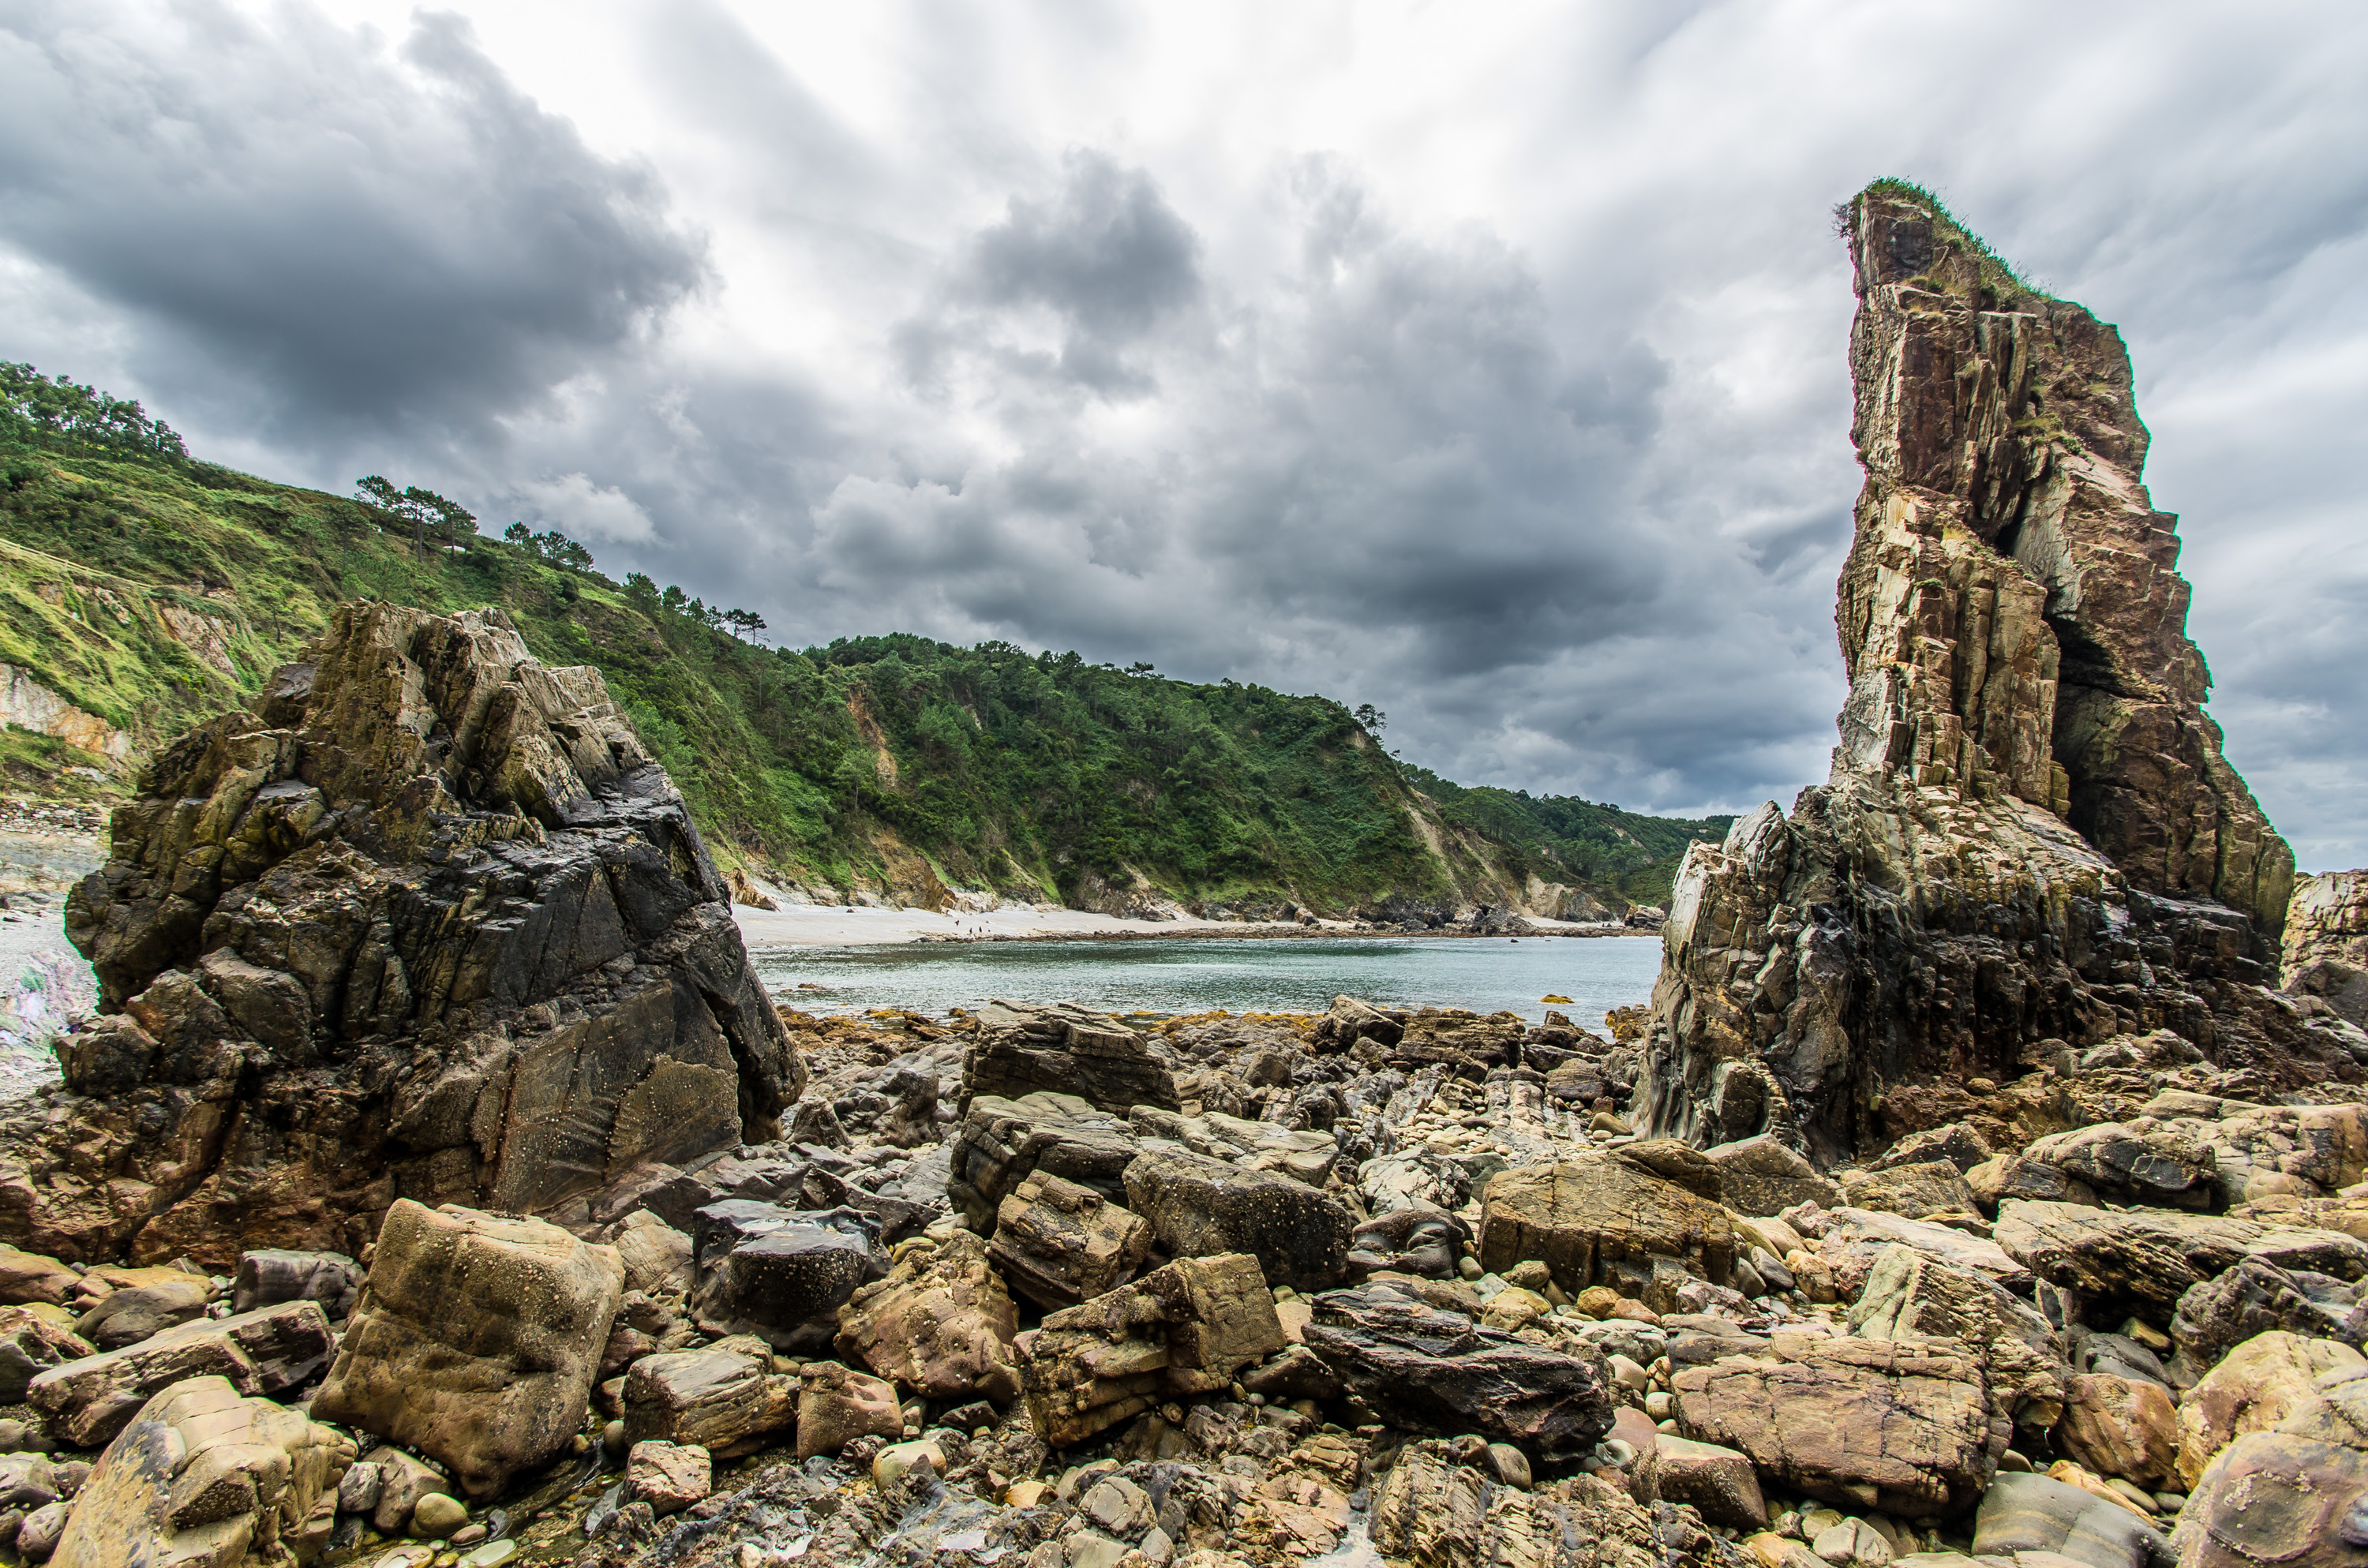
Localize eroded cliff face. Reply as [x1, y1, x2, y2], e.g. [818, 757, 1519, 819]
[0, 602, 801, 1267]
[1639, 189, 2351, 1163]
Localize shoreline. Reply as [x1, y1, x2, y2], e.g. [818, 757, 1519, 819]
[732, 900, 1663, 949]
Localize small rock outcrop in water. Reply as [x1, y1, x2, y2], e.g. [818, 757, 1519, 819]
[2, 602, 800, 1267]
[1641, 186, 2364, 1162]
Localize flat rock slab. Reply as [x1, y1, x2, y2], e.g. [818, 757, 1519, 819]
[1672, 1330, 2005, 1519]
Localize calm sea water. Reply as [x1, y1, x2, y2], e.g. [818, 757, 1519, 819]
[748, 934, 1665, 1031]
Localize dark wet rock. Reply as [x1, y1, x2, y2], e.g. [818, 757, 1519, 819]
[1972, 1469, 2171, 1568]
[1301, 1286, 1615, 1450]
[687, 1201, 882, 1350]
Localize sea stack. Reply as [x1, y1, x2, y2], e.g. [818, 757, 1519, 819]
[1640, 183, 2360, 1163]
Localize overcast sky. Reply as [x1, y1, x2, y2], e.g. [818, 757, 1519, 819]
[3, 2, 2362, 869]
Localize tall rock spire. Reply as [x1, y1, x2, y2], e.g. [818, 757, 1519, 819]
[1639, 183, 2349, 1164]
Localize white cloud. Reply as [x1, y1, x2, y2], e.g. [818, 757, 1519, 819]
[508, 471, 658, 544]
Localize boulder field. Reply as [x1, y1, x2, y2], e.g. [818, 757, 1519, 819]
[0, 185, 2364, 1568]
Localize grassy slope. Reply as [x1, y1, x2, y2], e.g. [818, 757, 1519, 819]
[0, 441, 1728, 912]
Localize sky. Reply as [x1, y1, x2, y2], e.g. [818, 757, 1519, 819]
[2, 2, 2363, 870]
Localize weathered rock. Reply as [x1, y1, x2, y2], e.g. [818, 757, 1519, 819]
[2025, 1125, 2217, 1210]
[836, 1229, 1018, 1404]
[28, 1300, 334, 1447]
[0, 1248, 79, 1308]
[1815, 1207, 2032, 1297]
[1969, 1154, 2101, 1211]
[1122, 1146, 1352, 1293]
[1, 602, 801, 1269]
[364, 1446, 448, 1536]
[794, 1360, 902, 1459]
[1639, 1433, 1770, 1529]
[1015, 1253, 1284, 1447]
[1849, 1243, 2067, 1439]
[1301, 1286, 1615, 1450]
[1993, 1202, 2368, 1326]
[2057, 1374, 2179, 1490]
[987, 1172, 1151, 1309]
[1842, 1161, 1982, 1221]
[1872, 1124, 1993, 1174]
[1315, 997, 1403, 1052]
[2175, 1331, 2366, 1492]
[1368, 1442, 1665, 1568]
[686, 1201, 880, 1350]
[624, 1440, 710, 1516]
[0, 1308, 92, 1405]
[1476, 1153, 1734, 1297]
[944, 1094, 1141, 1232]
[2174, 1430, 2368, 1568]
[2170, 1257, 2368, 1369]
[2285, 870, 2368, 1030]
[230, 1249, 362, 1319]
[1971, 1470, 2169, 1568]
[1638, 188, 2344, 1168]
[50, 1374, 354, 1568]
[607, 1211, 695, 1298]
[960, 1001, 1178, 1116]
[1128, 1106, 1339, 1187]
[1707, 1136, 1845, 1217]
[313, 1199, 624, 1497]
[1673, 1330, 2005, 1517]
[620, 1345, 796, 1457]
[1346, 1206, 1471, 1281]
[75, 1273, 209, 1350]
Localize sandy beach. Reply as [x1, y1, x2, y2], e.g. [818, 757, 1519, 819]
[730, 897, 1617, 948]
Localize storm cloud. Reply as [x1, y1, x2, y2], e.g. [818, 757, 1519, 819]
[3, 0, 2363, 868]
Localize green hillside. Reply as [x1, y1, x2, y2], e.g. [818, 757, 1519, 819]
[0, 361, 1727, 915]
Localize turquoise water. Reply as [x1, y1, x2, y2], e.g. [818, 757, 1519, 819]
[747, 934, 1664, 1031]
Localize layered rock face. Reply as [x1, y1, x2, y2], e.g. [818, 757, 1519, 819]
[2287, 871, 2368, 1029]
[1642, 189, 2355, 1162]
[0, 602, 800, 1267]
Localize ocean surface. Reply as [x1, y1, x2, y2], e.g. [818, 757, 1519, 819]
[748, 933, 1665, 1031]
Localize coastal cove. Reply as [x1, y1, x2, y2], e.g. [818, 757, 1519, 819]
[744, 930, 1665, 1029]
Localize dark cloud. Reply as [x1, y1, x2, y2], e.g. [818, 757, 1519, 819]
[0, 4, 705, 457]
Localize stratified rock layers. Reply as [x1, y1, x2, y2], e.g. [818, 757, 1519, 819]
[1642, 189, 2350, 1163]
[0, 602, 800, 1267]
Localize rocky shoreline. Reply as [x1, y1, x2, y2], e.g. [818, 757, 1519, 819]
[0, 185, 2363, 1568]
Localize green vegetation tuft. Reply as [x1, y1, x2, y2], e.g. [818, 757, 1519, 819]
[1846, 178, 2045, 308]
[0, 365, 1728, 912]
